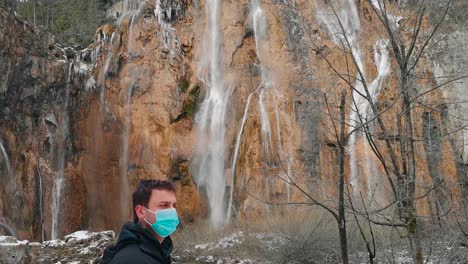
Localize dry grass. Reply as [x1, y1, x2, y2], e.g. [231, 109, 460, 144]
[171, 206, 468, 263]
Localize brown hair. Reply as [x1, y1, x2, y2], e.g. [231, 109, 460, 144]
[132, 179, 176, 223]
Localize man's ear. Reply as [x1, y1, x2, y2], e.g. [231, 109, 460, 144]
[135, 205, 146, 220]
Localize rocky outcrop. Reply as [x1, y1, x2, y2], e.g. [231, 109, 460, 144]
[0, 7, 86, 241]
[0, 236, 30, 264]
[0, 230, 114, 263]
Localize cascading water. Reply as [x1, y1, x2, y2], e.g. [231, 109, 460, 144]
[193, 0, 229, 227]
[316, 0, 391, 201]
[227, 90, 257, 220]
[51, 68, 72, 240]
[0, 218, 16, 237]
[100, 0, 140, 104]
[0, 141, 11, 176]
[252, 0, 276, 165]
[120, 76, 135, 221]
[37, 164, 45, 242]
[363, 39, 390, 202]
[227, 0, 293, 219]
[370, 0, 403, 29]
[316, 0, 365, 196]
[155, 0, 179, 55]
[51, 175, 64, 239]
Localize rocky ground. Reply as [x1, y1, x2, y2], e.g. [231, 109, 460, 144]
[2, 228, 468, 264]
[0, 231, 114, 264]
[0, 230, 268, 264]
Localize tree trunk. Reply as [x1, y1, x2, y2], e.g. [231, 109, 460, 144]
[338, 91, 349, 264]
[402, 78, 423, 264]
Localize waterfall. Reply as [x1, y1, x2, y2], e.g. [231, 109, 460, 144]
[100, 0, 140, 105]
[0, 218, 16, 237]
[37, 165, 45, 242]
[259, 89, 274, 162]
[127, 14, 137, 57]
[0, 141, 11, 176]
[316, 0, 366, 196]
[227, 0, 294, 219]
[252, 0, 294, 203]
[51, 176, 64, 239]
[100, 32, 117, 105]
[227, 90, 257, 220]
[193, 0, 228, 227]
[120, 77, 135, 221]
[252, 0, 276, 165]
[316, 0, 391, 200]
[154, 0, 179, 55]
[364, 39, 390, 202]
[51, 76, 71, 240]
[370, 0, 403, 29]
[51, 114, 69, 239]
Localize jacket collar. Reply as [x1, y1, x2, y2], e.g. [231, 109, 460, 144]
[120, 222, 173, 260]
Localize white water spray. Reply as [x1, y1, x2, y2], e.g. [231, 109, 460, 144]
[193, 0, 228, 227]
[317, 0, 366, 195]
[363, 39, 390, 201]
[317, 0, 392, 199]
[37, 165, 45, 242]
[227, 90, 258, 220]
[252, 0, 276, 164]
[51, 77, 71, 239]
[154, 0, 179, 55]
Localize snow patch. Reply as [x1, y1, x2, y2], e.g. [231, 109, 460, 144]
[43, 239, 66, 248]
[194, 232, 244, 251]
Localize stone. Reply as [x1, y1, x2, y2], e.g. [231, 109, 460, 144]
[0, 236, 31, 264]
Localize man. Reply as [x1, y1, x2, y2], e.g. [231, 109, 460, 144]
[101, 180, 179, 264]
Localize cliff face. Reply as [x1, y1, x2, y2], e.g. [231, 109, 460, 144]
[1, 0, 467, 241]
[0, 8, 86, 240]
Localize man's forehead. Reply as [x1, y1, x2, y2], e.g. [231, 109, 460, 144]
[149, 189, 176, 203]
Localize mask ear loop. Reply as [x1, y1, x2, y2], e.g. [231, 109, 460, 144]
[143, 207, 157, 225]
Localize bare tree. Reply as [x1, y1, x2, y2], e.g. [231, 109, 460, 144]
[279, 0, 468, 263]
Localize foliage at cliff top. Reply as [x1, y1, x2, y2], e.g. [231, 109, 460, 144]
[0, 0, 116, 46]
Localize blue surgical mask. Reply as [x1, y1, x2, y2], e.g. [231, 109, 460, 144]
[144, 208, 179, 237]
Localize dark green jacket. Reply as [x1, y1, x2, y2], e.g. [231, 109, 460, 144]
[100, 222, 173, 264]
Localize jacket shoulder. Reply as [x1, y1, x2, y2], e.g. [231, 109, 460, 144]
[109, 243, 161, 264]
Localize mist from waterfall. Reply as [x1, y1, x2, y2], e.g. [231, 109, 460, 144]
[193, 0, 228, 227]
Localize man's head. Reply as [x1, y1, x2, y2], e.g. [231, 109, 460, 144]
[133, 179, 177, 226]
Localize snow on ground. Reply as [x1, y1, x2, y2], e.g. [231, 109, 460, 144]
[0, 235, 29, 246]
[253, 233, 287, 251]
[43, 239, 66, 248]
[194, 232, 244, 250]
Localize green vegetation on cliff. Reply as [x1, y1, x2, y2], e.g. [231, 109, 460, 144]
[0, 0, 115, 46]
